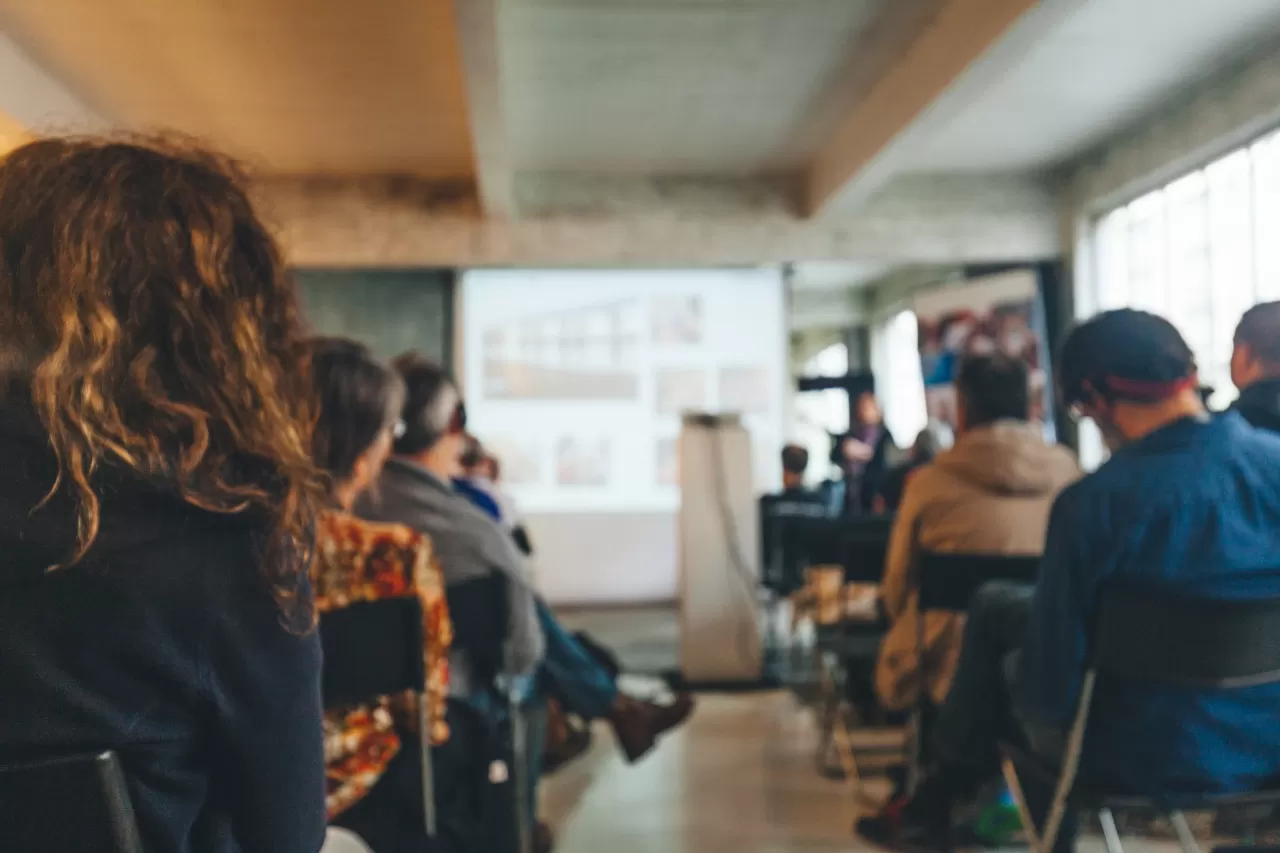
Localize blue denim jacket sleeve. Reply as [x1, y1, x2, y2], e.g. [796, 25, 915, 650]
[1016, 483, 1096, 728]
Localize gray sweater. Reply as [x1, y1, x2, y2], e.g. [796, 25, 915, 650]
[357, 457, 545, 695]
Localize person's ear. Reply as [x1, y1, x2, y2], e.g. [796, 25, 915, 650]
[350, 449, 374, 494]
[1231, 343, 1258, 389]
[1080, 384, 1112, 421]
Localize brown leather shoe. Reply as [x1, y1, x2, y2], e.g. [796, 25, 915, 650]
[542, 699, 593, 775]
[608, 693, 697, 763]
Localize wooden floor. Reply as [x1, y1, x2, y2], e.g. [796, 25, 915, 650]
[543, 607, 1201, 853]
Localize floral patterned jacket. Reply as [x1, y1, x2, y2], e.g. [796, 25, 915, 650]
[313, 511, 453, 819]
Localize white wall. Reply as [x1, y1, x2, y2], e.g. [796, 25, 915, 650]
[524, 512, 677, 605]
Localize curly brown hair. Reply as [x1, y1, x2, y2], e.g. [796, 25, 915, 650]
[0, 135, 326, 624]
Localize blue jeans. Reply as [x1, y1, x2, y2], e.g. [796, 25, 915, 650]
[536, 599, 619, 720]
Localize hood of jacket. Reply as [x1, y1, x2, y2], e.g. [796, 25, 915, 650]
[0, 403, 255, 584]
[932, 420, 1078, 498]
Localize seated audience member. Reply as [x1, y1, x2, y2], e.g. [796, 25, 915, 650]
[455, 437, 534, 556]
[780, 443, 816, 495]
[761, 444, 830, 594]
[861, 309, 1280, 852]
[308, 338, 458, 853]
[452, 435, 503, 521]
[0, 138, 327, 853]
[360, 355, 694, 844]
[1231, 300, 1280, 431]
[872, 422, 950, 514]
[874, 353, 1078, 715]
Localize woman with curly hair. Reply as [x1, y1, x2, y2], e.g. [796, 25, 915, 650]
[0, 137, 329, 853]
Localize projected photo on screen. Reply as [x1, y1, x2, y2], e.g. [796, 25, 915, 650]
[555, 436, 611, 486]
[651, 295, 703, 345]
[655, 368, 707, 415]
[482, 299, 641, 400]
[462, 269, 787, 513]
[483, 436, 543, 486]
[719, 366, 772, 414]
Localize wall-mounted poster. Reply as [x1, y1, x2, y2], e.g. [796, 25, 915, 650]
[914, 269, 1054, 434]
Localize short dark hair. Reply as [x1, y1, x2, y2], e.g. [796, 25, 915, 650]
[393, 352, 462, 455]
[1236, 301, 1280, 366]
[955, 353, 1030, 427]
[1059, 309, 1195, 407]
[310, 337, 404, 484]
[781, 444, 809, 476]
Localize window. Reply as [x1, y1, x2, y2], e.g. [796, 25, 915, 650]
[1086, 133, 1280, 412]
[873, 310, 928, 448]
[793, 342, 849, 483]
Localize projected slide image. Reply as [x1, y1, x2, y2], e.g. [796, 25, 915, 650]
[483, 437, 543, 486]
[651, 295, 703, 345]
[482, 299, 641, 401]
[719, 366, 772, 414]
[655, 367, 707, 415]
[555, 436, 611, 486]
[656, 438, 678, 486]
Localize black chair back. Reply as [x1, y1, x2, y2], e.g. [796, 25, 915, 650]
[839, 516, 894, 584]
[916, 552, 1040, 613]
[1095, 582, 1280, 688]
[320, 596, 425, 707]
[759, 494, 831, 594]
[0, 751, 142, 853]
[447, 573, 511, 689]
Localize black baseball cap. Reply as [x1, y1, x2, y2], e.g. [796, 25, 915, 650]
[1058, 309, 1196, 407]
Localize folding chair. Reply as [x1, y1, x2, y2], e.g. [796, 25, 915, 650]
[910, 552, 1039, 788]
[319, 596, 437, 839]
[0, 751, 143, 853]
[813, 517, 894, 785]
[1001, 582, 1280, 853]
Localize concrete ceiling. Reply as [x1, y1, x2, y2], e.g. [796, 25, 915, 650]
[500, 0, 930, 175]
[0, 0, 1278, 274]
[901, 0, 1280, 174]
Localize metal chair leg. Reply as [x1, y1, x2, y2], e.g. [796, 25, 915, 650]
[1001, 758, 1045, 853]
[418, 694, 437, 839]
[1169, 811, 1203, 853]
[1098, 808, 1124, 853]
[508, 691, 533, 853]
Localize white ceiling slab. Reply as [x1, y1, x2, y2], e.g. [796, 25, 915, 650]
[500, 0, 893, 174]
[902, 0, 1280, 173]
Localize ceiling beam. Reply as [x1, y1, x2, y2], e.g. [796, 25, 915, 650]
[257, 172, 1060, 267]
[0, 31, 104, 137]
[806, 0, 1082, 216]
[452, 0, 515, 217]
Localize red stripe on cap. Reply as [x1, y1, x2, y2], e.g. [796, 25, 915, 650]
[1102, 375, 1194, 400]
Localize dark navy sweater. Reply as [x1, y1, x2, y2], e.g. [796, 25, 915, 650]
[0, 406, 327, 853]
[1017, 412, 1280, 794]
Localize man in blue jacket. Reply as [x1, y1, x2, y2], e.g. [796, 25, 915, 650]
[860, 309, 1280, 852]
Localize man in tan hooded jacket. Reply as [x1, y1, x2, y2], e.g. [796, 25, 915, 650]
[875, 353, 1079, 711]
